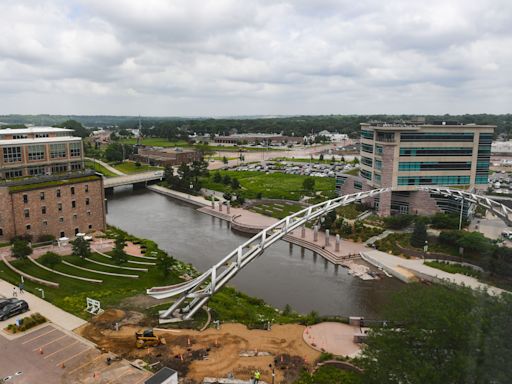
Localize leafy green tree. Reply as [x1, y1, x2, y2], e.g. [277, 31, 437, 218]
[39, 252, 62, 268]
[410, 220, 428, 248]
[231, 178, 240, 189]
[319, 154, 324, 161]
[11, 240, 32, 259]
[156, 254, 175, 277]
[359, 284, 512, 384]
[222, 175, 231, 185]
[53, 119, 89, 138]
[222, 156, 228, 164]
[112, 236, 128, 264]
[213, 171, 222, 183]
[383, 214, 414, 229]
[105, 143, 124, 162]
[303, 177, 315, 193]
[71, 236, 91, 259]
[295, 366, 361, 384]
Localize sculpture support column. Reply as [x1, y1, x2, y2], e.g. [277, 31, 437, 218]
[325, 229, 330, 247]
[219, 202, 222, 212]
[335, 234, 340, 252]
[301, 225, 306, 238]
[227, 201, 230, 214]
[313, 225, 318, 242]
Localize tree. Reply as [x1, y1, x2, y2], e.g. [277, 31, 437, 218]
[213, 171, 222, 183]
[319, 154, 324, 161]
[105, 143, 124, 162]
[222, 175, 231, 185]
[231, 178, 240, 189]
[156, 254, 175, 277]
[341, 155, 346, 162]
[303, 177, 315, 193]
[410, 220, 428, 248]
[222, 156, 228, 164]
[112, 236, 128, 264]
[71, 236, 91, 259]
[39, 252, 61, 269]
[53, 119, 89, 138]
[11, 240, 32, 259]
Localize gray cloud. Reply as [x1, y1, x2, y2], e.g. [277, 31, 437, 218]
[0, 0, 511, 116]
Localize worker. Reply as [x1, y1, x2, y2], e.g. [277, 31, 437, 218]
[253, 370, 261, 384]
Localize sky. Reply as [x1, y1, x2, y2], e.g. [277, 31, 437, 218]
[0, 0, 511, 116]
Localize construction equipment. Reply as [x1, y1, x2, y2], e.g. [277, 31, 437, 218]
[135, 329, 166, 349]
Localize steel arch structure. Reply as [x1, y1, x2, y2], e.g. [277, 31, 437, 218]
[147, 186, 512, 323]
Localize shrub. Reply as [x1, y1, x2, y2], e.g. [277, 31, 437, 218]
[431, 213, 467, 229]
[7, 313, 47, 333]
[37, 234, 55, 243]
[39, 252, 61, 268]
[11, 240, 32, 259]
[383, 214, 415, 229]
[135, 161, 141, 167]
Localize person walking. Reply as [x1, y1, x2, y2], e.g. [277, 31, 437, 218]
[12, 287, 17, 298]
[253, 370, 261, 384]
[18, 282, 24, 294]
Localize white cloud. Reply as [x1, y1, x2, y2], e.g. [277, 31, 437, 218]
[0, 0, 511, 115]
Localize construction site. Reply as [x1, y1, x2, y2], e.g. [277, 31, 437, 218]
[77, 309, 345, 383]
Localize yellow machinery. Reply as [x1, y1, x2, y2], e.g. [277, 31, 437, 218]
[135, 329, 166, 349]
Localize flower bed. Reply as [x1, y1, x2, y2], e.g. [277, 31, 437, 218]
[5, 313, 47, 334]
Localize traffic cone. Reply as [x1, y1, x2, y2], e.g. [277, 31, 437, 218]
[60, 363, 65, 369]
[39, 348, 43, 355]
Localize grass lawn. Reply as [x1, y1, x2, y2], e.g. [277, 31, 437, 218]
[201, 170, 335, 201]
[343, 167, 360, 176]
[249, 202, 305, 219]
[111, 161, 162, 174]
[84, 160, 118, 177]
[424, 260, 481, 278]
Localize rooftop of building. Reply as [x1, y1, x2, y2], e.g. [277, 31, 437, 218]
[361, 121, 496, 130]
[0, 136, 81, 146]
[0, 126, 73, 135]
[1, 170, 100, 192]
[139, 146, 197, 154]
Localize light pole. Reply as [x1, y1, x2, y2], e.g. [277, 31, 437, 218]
[459, 197, 464, 230]
[36, 288, 45, 299]
[423, 240, 428, 261]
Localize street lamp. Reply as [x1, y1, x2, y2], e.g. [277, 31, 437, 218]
[423, 240, 429, 261]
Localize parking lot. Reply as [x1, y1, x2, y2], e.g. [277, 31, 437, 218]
[233, 160, 352, 177]
[0, 323, 150, 383]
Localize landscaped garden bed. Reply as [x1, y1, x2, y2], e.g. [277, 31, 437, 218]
[5, 313, 47, 334]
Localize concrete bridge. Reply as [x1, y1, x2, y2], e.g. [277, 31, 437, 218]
[147, 186, 512, 323]
[103, 171, 164, 193]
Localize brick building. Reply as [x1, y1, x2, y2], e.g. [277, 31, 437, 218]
[337, 121, 494, 216]
[0, 127, 106, 242]
[132, 147, 201, 167]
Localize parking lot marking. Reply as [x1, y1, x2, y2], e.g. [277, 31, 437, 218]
[32, 334, 67, 351]
[21, 328, 56, 344]
[106, 368, 132, 384]
[56, 347, 91, 367]
[68, 354, 103, 374]
[43, 340, 79, 359]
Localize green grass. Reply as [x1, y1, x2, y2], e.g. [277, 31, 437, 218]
[84, 160, 117, 177]
[0, 242, 10, 248]
[344, 167, 360, 176]
[336, 203, 363, 220]
[8, 175, 100, 192]
[201, 170, 335, 201]
[424, 261, 481, 278]
[111, 161, 162, 174]
[249, 202, 305, 219]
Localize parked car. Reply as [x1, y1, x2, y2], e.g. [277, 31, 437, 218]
[0, 299, 29, 321]
[0, 297, 17, 310]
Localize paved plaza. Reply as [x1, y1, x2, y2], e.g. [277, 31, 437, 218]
[303, 322, 362, 357]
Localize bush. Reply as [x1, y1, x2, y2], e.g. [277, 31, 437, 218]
[11, 240, 32, 259]
[39, 252, 61, 268]
[37, 234, 55, 243]
[431, 213, 467, 229]
[10, 234, 33, 244]
[7, 313, 46, 333]
[135, 161, 141, 167]
[383, 214, 415, 229]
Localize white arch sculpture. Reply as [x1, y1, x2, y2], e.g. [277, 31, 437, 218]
[147, 186, 512, 323]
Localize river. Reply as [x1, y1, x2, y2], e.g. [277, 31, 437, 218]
[106, 187, 404, 318]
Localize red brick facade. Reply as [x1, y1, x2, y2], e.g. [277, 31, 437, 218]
[0, 176, 105, 242]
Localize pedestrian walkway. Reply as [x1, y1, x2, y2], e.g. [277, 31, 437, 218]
[85, 157, 125, 176]
[361, 250, 506, 295]
[0, 280, 86, 335]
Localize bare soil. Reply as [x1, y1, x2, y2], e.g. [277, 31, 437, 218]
[77, 310, 320, 383]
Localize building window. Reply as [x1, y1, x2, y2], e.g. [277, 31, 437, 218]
[361, 156, 373, 167]
[28, 144, 45, 160]
[5, 170, 22, 178]
[399, 147, 473, 157]
[360, 169, 372, 180]
[375, 159, 382, 170]
[354, 181, 362, 190]
[50, 143, 67, 159]
[70, 162, 82, 171]
[85, 198, 90, 206]
[400, 132, 474, 142]
[73, 214, 78, 220]
[69, 142, 81, 157]
[51, 164, 68, 174]
[0, 228, 3, 236]
[376, 132, 395, 142]
[35, 133, 49, 138]
[397, 175, 470, 186]
[72, 200, 76, 208]
[375, 145, 383, 155]
[26, 224, 31, 230]
[87, 210, 91, 216]
[361, 143, 373, 154]
[24, 209, 30, 218]
[60, 231, 65, 238]
[71, 186, 75, 195]
[88, 224, 92, 230]
[3, 146, 22, 163]
[56, 189, 61, 198]
[85, 184, 89, 193]
[398, 161, 472, 171]
[374, 173, 381, 183]
[40, 192, 45, 201]
[29, 166, 46, 176]
[23, 194, 28, 203]
[12, 134, 27, 139]
[74, 228, 80, 235]
[58, 203, 62, 212]
[361, 130, 374, 140]
[59, 217, 64, 223]
[42, 220, 48, 226]
[41, 206, 47, 215]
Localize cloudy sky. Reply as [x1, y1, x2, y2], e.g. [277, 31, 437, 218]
[1, 0, 511, 116]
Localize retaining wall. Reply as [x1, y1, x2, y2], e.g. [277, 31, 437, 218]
[1, 254, 59, 288]
[29, 257, 103, 284]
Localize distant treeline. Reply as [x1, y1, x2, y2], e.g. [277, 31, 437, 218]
[1, 114, 511, 138]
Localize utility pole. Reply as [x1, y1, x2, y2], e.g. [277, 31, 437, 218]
[459, 196, 464, 230]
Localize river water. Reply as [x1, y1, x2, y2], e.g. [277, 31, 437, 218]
[106, 187, 403, 318]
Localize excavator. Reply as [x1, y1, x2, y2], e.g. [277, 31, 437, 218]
[135, 329, 166, 349]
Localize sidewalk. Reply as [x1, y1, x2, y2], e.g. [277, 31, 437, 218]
[0, 280, 86, 337]
[85, 157, 125, 176]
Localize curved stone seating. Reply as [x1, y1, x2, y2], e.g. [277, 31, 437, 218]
[84, 257, 148, 272]
[93, 248, 156, 266]
[29, 257, 103, 284]
[61, 260, 139, 278]
[1, 254, 59, 288]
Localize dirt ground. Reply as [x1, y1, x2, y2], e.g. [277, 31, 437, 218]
[77, 310, 320, 384]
